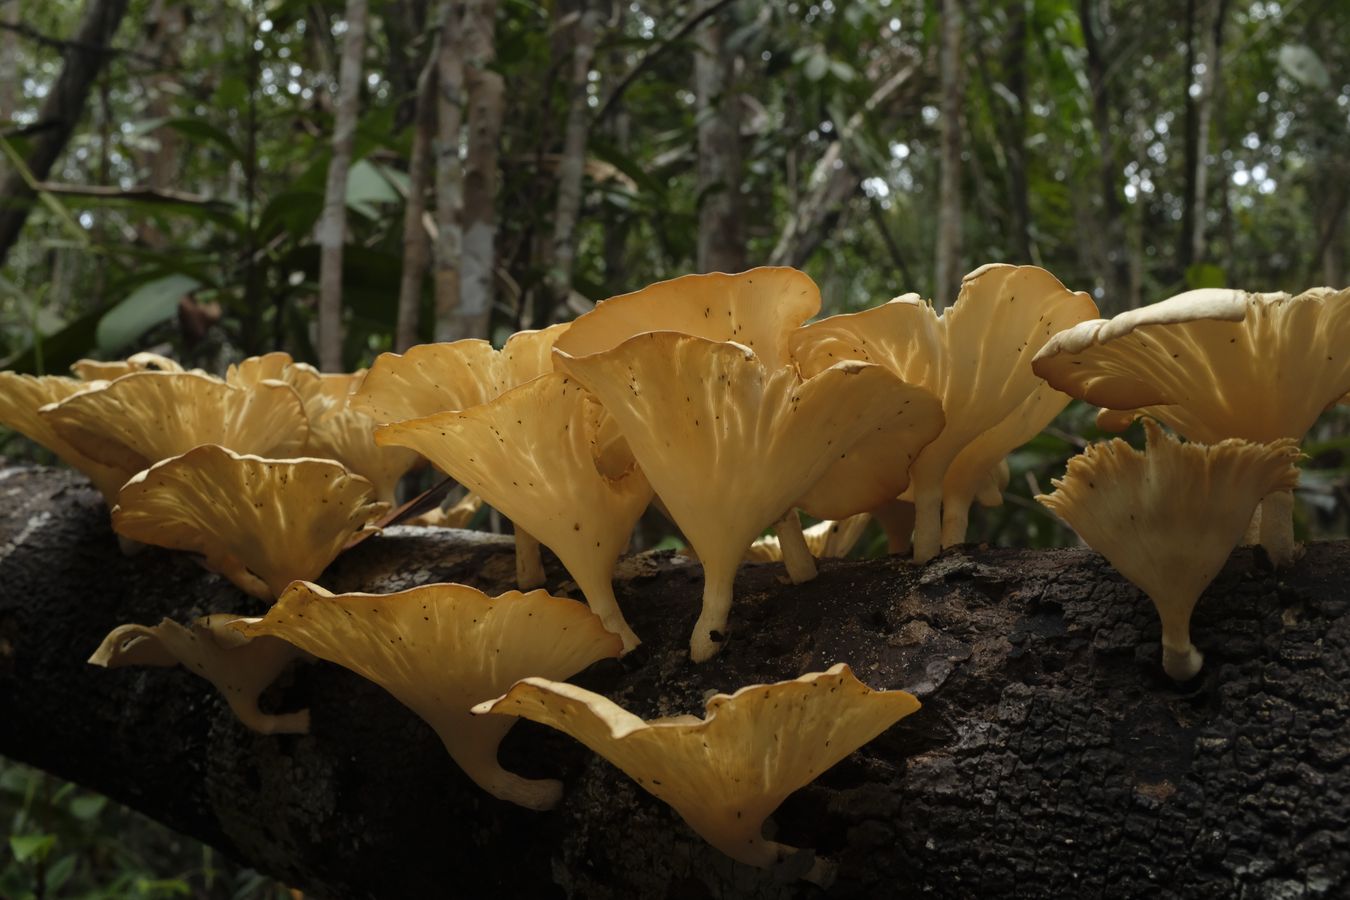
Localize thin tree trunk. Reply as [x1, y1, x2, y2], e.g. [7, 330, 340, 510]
[316, 0, 368, 371]
[0, 0, 131, 268]
[452, 0, 504, 341]
[542, 4, 602, 324]
[693, 0, 744, 273]
[1190, 0, 1228, 267]
[934, 0, 964, 306]
[0, 11, 19, 132]
[1078, 0, 1132, 311]
[134, 0, 186, 249]
[600, 2, 630, 292]
[395, 36, 440, 351]
[1002, 2, 1032, 263]
[432, 1, 466, 343]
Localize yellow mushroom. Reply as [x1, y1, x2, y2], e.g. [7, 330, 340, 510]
[0, 373, 128, 502]
[112, 445, 387, 599]
[1033, 285, 1350, 566]
[474, 663, 920, 880]
[89, 614, 310, 734]
[1036, 419, 1300, 680]
[70, 351, 183, 381]
[236, 580, 624, 810]
[557, 332, 940, 661]
[792, 264, 1097, 563]
[375, 373, 653, 651]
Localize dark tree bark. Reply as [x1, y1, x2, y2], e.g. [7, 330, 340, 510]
[0, 0, 131, 268]
[1, 465, 1348, 899]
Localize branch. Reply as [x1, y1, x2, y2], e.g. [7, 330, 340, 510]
[3, 466, 1348, 898]
[32, 181, 227, 207]
[591, 0, 737, 125]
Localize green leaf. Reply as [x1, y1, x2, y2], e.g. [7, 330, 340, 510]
[346, 159, 400, 208]
[9, 834, 55, 864]
[1278, 44, 1331, 90]
[69, 794, 107, 821]
[95, 274, 204, 353]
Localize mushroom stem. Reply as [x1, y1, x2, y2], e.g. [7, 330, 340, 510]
[1161, 640, 1205, 682]
[1157, 598, 1204, 681]
[1257, 489, 1302, 567]
[1242, 503, 1262, 546]
[514, 529, 546, 589]
[939, 492, 972, 550]
[230, 704, 311, 735]
[871, 499, 915, 555]
[771, 510, 817, 584]
[449, 737, 564, 811]
[911, 480, 943, 564]
[572, 570, 641, 654]
[690, 558, 738, 662]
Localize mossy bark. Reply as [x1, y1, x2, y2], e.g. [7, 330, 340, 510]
[1, 466, 1347, 899]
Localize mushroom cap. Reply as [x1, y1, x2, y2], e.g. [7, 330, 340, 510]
[307, 405, 419, 503]
[71, 351, 184, 381]
[375, 373, 652, 646]
[474, 663, 919, 869]
[791, 265, 1098, 558]
[40, 370, 310, 478]
[557, 332, 931, 658]
[237, 580, 624, 809]
[111, 444, 387, 599]
[1036, 419, 1300, 669]
[0, 373, 129, 501]
[1032, 286, 1350, 444]
[88, 614, 310, 734]
[351, 324, 568, 424]
[553, 268, 821, 367]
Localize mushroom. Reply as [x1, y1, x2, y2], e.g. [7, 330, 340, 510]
[71, 351, 184, 381]
[0, 373, 129, 503]
[473, 663, 920, 881]
[552, 267, 821, 368]
[1035, 418, 1301, 680]
[790, 264, 1097, 563]
[350, 325, 568, 586]
[40, 370, 310, 483]
[556, 331, 941, 661]
[350, 324, 569, 425]
[111, 445, 388, 599]
[89, 614, 310, 734]
[409, 491, 484, 528]
[236, 580, 624, 810]
[375, 373, 653, 651]
[746, 513, 872, 563]
[1032, 285, 1350, 566]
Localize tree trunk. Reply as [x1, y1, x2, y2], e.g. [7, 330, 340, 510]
[1188, 0, 1228, 268]
[316, 0, 368, 372]
[934, 0, 963, 307]
[452, 0, 504, 341]
[395, 35, 439, 352]
[3, 465, 1348, 899]
[1002, 2, 1032, 264]
[432, 0, 467, 343]
[0, 0, 131, 268]
[693, 0, 744, 274]
[1078, 0, 1133, 312]
[542, 4, 602, 325]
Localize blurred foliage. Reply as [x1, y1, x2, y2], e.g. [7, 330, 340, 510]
[0, 758, 291, 899]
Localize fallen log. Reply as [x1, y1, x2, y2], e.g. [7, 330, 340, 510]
[1, 465, 1346, 898]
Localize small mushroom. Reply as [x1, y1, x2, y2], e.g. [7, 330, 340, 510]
[1033, 285, 1350, 566]
[1035, 418, 1300, 680]
[375, 373, 653, 651]
[40, 370, 309, 482]
[111, 445, 388, 599]
[89, 614, 310, 734]
[71, 351, 184, 381]
[746, 513, 872, 563]
[557, 332, 937, 661]
[236, 580, 624, 810]
[473, 663, 920, 881]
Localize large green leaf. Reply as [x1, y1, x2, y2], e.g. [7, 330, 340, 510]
[95, 274, 204, 353]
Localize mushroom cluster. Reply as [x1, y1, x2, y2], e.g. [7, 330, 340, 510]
[1, 264, 1344, 879]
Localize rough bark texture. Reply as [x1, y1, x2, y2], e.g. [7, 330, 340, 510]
[2, 465, 1348, 899]
[0, 0, 131, 268]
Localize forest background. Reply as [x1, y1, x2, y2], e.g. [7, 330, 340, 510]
[1, 0, 1348, 896]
